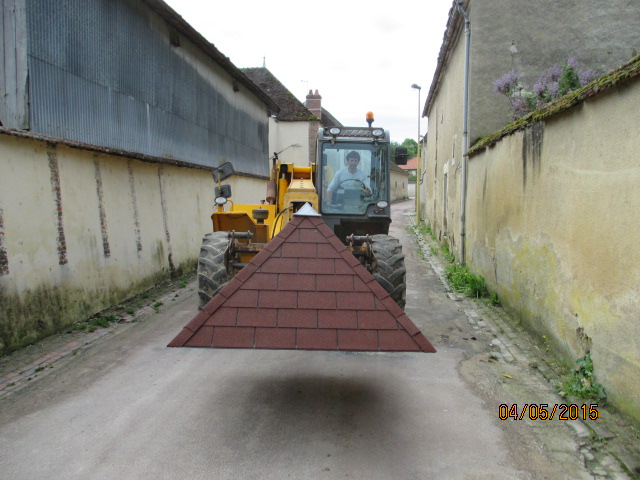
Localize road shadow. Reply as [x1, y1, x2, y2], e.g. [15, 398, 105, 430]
[202, 365, 417, 476]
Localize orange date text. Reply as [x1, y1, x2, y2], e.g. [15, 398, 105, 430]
[498, 403, 598, 421]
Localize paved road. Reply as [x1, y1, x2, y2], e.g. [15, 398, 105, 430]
[0, 199, 634, 479]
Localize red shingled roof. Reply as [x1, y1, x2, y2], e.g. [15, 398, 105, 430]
[168, 211, 435, 352]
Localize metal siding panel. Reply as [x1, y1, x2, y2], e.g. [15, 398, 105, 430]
[1, 0, 29, 128]
[25, 0, 268, 175]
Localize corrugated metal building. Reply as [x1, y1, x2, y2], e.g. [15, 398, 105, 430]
[1, 0, 278, 177]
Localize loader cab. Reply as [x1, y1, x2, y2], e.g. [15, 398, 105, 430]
[316, 125, 393, 242]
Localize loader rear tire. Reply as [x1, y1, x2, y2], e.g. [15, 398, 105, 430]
[197, 232, 231, 310]
[370, 234, 407, 309]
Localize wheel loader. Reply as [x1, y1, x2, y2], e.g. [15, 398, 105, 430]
[198, 113, 410, 310]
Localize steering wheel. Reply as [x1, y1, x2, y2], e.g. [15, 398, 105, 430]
[337, 179, 369, 192]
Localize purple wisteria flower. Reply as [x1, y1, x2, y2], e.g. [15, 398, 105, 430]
[567, 57, 580, 70]
[542, 64, 563, 83]
[511, 97, 530, 115]
[492, 59, 598, 121]
[578, 68, 597, 85]
[492, 70, 519, 95]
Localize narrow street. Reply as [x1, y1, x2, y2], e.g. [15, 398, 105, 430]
[0, 199, 637, 479]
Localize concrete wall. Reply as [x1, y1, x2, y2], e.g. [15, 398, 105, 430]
[463, 78, 640, 421]
[390, 169, 409, 202]
[0, 131, 265, 354]
[268, 118, 314, 167]
[466, 0, 640, 144]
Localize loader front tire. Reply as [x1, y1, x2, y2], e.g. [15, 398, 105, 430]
[370, 234, 407, 309]
[197, 232, 231, 310]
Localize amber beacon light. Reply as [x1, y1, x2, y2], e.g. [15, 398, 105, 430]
[366, 111, 374, 127]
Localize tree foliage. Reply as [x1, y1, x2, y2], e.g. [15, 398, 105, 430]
[391, 138, 418, 161]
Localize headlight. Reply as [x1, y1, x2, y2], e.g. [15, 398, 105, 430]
[215, 196, 228, 206]
[329, 127, 341, 135]
[376, 201, 388, 209]
[371, 129, 384, 137]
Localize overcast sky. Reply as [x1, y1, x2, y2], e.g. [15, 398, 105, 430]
[163, 1, 453, 143]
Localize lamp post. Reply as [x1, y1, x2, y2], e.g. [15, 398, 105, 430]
[411, 84, 421, 223]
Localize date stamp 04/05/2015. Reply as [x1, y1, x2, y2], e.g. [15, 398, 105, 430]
[499, 403, 599, 421]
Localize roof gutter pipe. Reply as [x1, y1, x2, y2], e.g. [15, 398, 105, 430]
[456, 0, 470, 265]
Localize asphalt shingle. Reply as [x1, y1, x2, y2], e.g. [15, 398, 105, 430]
[168, 211, 436, 352]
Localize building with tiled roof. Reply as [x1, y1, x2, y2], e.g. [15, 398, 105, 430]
[242, 68, 316, 122]
[397, 157, 418, 176]
[242, 68, 343, 167]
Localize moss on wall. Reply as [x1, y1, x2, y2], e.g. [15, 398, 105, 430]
[0, 259, 195, 355]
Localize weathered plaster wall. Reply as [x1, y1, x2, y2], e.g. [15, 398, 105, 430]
[468, 0, 640, 144]
[0, 132, 268, 354]
[465, 79, 640, 421]
[423, 29, 466, 249]
[390, 169, 409, 202]
[268, 118, 311, 167]
[425, 0, 640, 263]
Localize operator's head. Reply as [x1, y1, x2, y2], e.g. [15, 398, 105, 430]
[346, 151, 360, 172]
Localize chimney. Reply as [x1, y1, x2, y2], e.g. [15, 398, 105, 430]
[305, 89, 322, 119]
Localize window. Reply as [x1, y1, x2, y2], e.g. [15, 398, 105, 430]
[321, 142, 388, 214]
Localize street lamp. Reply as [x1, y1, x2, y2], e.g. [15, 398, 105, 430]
[411, 84, 421, 223]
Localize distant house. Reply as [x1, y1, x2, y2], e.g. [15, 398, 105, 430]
[398, 157, 418, 178]
[242, 68, 342, 167]
[389, 163, 410, 202]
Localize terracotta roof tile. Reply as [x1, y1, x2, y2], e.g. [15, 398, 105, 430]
[298, 291, 337, 310]
[169, 212, 436, 352]
[212, 327, 254, 348]
[299, 228, 326, 243]
[297, 329, 338, 350]
[237, 308, 277, 327]
[318, 310, 357, 329]
[205, 307, 238, 326]
[240, 67, 316, 121]
[357, 311, 397, 330]
[185, 326, 214, 348]
[279, 309, 318, 328]
[299, 258, 335, 275]
[278, 273, 316, 291]
[338, 329, 379, 351]
[255, 327, 296, 349]
[243, 273, 279, 290]
[316, 275, 353, 292]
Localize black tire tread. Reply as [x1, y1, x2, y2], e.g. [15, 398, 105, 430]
[370, 234, 407, 309]
[197, 232, 231, 309]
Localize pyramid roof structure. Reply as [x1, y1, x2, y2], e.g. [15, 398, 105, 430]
[168, 209, 435, 353]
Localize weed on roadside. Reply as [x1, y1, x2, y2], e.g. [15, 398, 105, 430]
[484, 292, 501, 306]
[558, 353, 607, 403]
[445, 263, 489, 298]
[441, 243, 455, 263]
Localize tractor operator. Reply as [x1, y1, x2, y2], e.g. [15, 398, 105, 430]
[326, 151, 371, 205]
